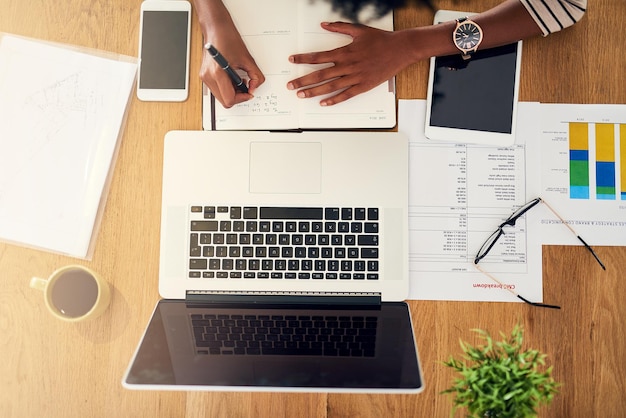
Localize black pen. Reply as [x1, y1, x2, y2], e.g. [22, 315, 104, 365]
[204, 43, 248, 94]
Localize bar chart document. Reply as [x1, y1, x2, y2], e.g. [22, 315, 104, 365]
[540, 104, 626, 246]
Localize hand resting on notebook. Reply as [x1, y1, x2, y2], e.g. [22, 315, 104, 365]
[192, 0, 585, 108]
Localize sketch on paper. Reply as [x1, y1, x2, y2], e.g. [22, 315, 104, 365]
[0, 34, 136, 257]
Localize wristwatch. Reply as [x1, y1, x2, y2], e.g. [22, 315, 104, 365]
[453, 17, 483, 60]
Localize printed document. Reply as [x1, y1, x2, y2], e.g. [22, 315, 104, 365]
[399, 100, 544, 302]
[538, 103, 626, 246]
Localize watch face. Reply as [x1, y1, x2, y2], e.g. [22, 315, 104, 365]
[454, 22, 482, 51]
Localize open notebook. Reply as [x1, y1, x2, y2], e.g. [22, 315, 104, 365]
[202, 0, 396, 130]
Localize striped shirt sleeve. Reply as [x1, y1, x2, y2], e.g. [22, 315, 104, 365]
[519, 0, 587, 36]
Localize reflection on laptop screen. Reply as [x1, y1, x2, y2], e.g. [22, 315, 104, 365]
[124, 300, 423, 392]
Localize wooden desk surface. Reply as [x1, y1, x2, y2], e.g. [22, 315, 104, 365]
[1, 0, 624, 416]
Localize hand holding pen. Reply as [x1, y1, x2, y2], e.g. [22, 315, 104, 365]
[200, 29, 265, 109]
[205, 43, 248, 93]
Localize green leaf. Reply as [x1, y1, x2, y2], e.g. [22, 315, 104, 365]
[441, 324, 560, 417]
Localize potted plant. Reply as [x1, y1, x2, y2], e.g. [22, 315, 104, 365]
[442, 324, 559, 417]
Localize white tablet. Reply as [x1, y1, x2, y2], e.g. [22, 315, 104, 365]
[425, 10, 522, 146]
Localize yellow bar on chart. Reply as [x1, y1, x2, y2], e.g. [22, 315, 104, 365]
[569, 122, 588, 150]
[595, 124, 614, 162]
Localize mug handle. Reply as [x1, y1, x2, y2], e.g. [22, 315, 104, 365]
[30, 277, 47, 291]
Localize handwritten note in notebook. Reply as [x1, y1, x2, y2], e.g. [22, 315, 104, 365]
[203, 0, 395, 130]
[0, 34, 137, 258]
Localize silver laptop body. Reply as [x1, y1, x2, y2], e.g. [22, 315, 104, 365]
[159, 130, 410, 302]
[123, 130, 423, 393]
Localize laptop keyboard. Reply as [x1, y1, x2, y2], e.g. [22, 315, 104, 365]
[191, 313, 378, 356]
[188, 206, 380, 281]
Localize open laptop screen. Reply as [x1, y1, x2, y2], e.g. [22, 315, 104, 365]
[123, 300, 423, 393]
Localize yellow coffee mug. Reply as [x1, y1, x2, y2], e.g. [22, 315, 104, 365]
[30, 265, 110, 322]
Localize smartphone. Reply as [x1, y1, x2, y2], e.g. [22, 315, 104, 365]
[137, 0, 191, 102]
[424, 10, 522, 146]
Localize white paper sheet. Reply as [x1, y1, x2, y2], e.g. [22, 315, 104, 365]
[539, 103, 626, 246]
[0, 34, 137, 258]
[399, 100, 544, 302]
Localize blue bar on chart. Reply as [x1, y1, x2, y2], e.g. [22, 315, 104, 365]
[595, 124, 616, 200]
[621, 124, 626, 200]
[569, 122, 589, 199]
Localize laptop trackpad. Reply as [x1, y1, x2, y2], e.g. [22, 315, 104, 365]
[249, 142, 322, 194]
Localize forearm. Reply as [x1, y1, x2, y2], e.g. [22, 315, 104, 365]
[399, 0, 543, 63]
[191, 0, 235, 41]
[191, 0, 264, 106]
[286, 0, 582, 106]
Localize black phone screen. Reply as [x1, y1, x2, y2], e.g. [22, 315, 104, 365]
[139, 10, 189, 90]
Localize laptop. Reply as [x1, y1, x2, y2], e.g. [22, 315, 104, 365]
[123, 130, 423, 393]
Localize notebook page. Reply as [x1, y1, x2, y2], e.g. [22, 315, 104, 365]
[296, 2, 396, 129]
[215, 0, 300, 130]
[214, 0, 395, 130]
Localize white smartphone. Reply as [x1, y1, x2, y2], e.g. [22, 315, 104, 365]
[425, 10, 522, 146]
[137, 0, 191, 102]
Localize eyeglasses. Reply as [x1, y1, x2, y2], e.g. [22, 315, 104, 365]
[473, 197, 606, 309]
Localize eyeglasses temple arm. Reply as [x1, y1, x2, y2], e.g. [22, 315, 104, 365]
[474, 264, 561, 309]
[516, 295, 561, 310]
[577, 235, 607, 270]
[541, 199, 606, 270]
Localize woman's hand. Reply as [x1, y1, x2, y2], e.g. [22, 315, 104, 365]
[199, 43, 264, 108]
[287, 21, 411, 106]
[195, 0, 265, 108]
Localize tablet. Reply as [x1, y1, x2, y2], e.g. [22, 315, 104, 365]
[425, 10, 522, 146]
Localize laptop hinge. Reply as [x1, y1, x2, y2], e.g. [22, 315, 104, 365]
[186, 290, 381, 306]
